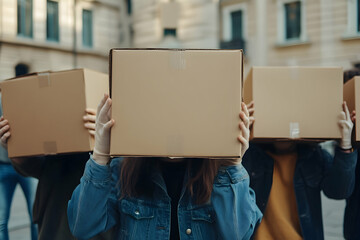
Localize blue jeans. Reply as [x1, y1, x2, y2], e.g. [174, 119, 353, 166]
[0, 163, 38, 240]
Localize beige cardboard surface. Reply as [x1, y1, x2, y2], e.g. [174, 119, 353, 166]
[83, 69, 109, 149]
[160, 2, 180, 29]
[344, 76, 360, 142]
[110, 49, 243, 158]
[244, 67, 343, 140]
[0, 69, 109, 157]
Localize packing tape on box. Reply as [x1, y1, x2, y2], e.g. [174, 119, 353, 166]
[289, 122, 300, 139]
[43, 141, 57, 154]
[170, 50, 186, 70]
[166, 135, 184, 155]
[38, 73, 51, 88]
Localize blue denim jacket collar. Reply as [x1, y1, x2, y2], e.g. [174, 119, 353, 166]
[149, 163, 190, 205]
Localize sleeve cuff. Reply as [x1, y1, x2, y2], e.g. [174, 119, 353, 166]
[83, 155, 112, 183]
[217, 163, 249, 184]
[334, 148, 358, 170]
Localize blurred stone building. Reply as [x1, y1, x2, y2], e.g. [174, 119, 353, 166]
[0, 0, 130, 80]
[130, 0, 360, 74]
[219, 0, 360, 73]
[1, 0, 360, 79]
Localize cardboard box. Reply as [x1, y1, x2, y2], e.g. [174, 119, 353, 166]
[160, 2, 180, 29]
[244, 67, 343, 140]
[343, 76, 360, 142]
[110, 48, 243, 158]
[0, 69, 109, 158]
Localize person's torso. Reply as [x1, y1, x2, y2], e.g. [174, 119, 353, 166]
[117, 196, 219, 240]
[34, 153, 90, 239]
[242, 144, 326, 240]
[254, 151, 302, 240]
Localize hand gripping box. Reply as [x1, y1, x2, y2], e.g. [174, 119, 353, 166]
[0, 69, 109, 158]
[110, 49, 243, 158]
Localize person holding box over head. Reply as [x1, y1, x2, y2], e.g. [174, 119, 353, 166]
[0, 69, 114, 240]
[67, 93, 262, 240]
[343, 68, 360, 240]
[242, 67, 358, 240]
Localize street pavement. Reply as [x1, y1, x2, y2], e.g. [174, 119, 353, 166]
[8, 186, 346, 240]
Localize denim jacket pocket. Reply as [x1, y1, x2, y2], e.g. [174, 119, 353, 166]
[121, 199, 155, 220]
[190, 205, 218, 240]
[120, 199, 155, 239]
[191, 206, 215, 223]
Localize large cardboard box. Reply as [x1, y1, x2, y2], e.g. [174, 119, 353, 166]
[110, 49, 243, 158]
[0, 69, 109, 158]
[244, 67, 343, 140]
[343, 76, 360, 142]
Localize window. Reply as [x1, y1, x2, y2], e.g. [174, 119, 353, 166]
[231, 10, 243, 41]
[221, 3, 247, 50]
[284, 2, 301, 40]
[47, 0, 59, 42]
[345, 0, 360, 37]
[277, 0, 307, 44]
[356, 0, 360, 32]
[82, 9, 93, 48]
[17, 0, 33, 38]
[126, 0, 132, 15]
[15, 63, 29, 77]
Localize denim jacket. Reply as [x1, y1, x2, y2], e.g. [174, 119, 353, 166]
[68, 157, 262, 240]
[242, 144, 358, 240]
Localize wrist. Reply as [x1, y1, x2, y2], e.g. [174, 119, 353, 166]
[339, 139, 352, 150]
[339, 147, 354, 153]
[93, 150, 110, 165]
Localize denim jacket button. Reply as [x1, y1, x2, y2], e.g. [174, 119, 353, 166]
[134, 210, 140, 215]
[186, 228, 192, 235]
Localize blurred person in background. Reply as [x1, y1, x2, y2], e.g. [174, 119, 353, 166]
[242, 101, 357, 240]
[0, 108, 113, 240]
[0, 97, 38, 240]
[343, 67, 360, 240]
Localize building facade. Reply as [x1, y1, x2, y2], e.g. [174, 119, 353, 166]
[129, 0, 360, 75]
[219, 0, 360, 72]
[0, 0, 130, 80]
[2, 0, 358, 80]
[129, 0, 219, 48]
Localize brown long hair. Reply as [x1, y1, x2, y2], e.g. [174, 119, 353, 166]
[120, 157, 236, 204]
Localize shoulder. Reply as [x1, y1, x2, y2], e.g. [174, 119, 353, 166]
[215, 163, 249, 185]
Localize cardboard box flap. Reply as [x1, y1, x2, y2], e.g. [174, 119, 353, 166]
[2, 71, 52, 82]
[83, 68, 109, 148]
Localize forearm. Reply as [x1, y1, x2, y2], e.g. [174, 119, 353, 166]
[322, 148, 358, 199]
[68, 157, 119, 238]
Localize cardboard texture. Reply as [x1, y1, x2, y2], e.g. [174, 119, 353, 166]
[244, 67, 343, 140]
[160, 2, 180, 29]
[110, 49, 243, 158]
[343, 76, 360, 142]
[0, 69, 109, 158]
